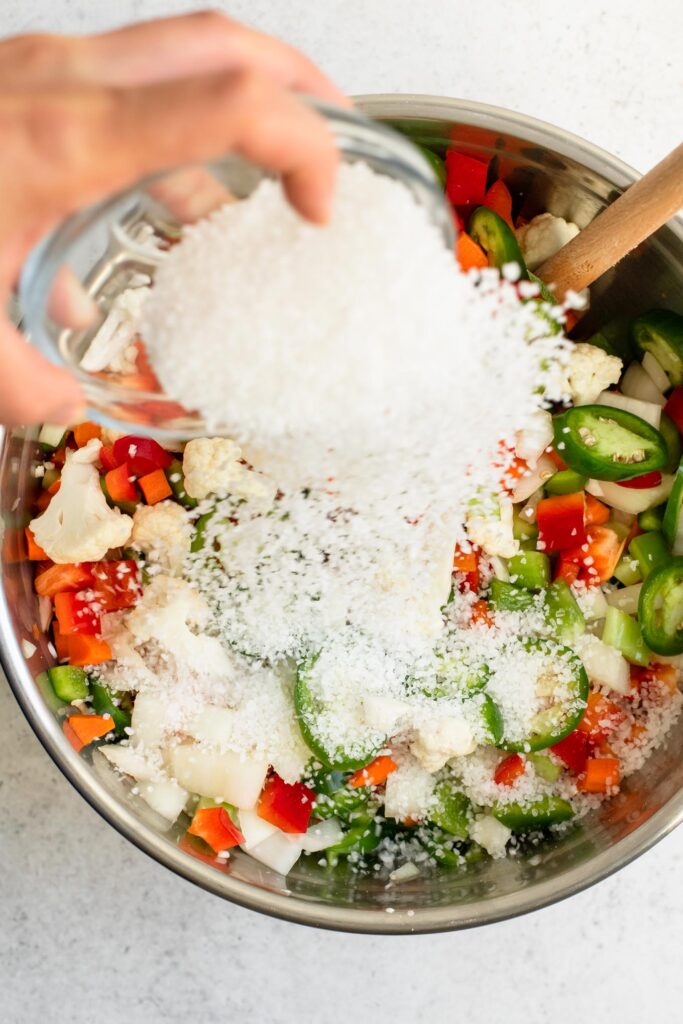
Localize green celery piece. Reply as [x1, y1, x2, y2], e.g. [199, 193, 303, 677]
[545, 469, 587, 495]
[47, 665, 89, 702]
[512, 510, 538, 545]
[602, 606, 651, 666]
[429, 782, 472, 840]
[543, 579, 585, 643]
[488, 578, 536, 612]
[638, 505, 665, 532]
[527, 752, 562, 783]
[628, 531, 670, 580]
[614, 553, 643, 587]
[508, 551, 551, 590]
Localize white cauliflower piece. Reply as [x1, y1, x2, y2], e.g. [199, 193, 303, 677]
[131, 500, 191, 573]
[410, 715, 477, 772]
[465, 497, 517, 559]
[126, 574, 233, 679]
[182, 437, 276, 507]
[470, 815, 511, 858]
[30, 439, 133, 564]
[516, 213, 579, 271]
[564, 343, 622, 406]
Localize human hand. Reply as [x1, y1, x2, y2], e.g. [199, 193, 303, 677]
[0, 11, 348, 425]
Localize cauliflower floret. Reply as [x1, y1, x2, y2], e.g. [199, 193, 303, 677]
[465, 496, 517, 559]
[30, 439, 133, 564]
[563, 342, 622, 406]
[410, 714, 476, 772]
[470, 815, 511, 858]
[516, 213, 579, 271]
[126, 574, 233, 679]
[131, 500, 191, 573]
[182, 436, 276, 507]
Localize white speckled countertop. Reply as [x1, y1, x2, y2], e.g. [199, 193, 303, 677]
[1, 2, 681, 1020]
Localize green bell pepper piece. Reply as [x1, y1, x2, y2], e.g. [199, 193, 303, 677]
[479, 693, 504, 746]
[613, 553, 643, 587]
[659, 412, 682, 474]
[165, 458, 198, 509]
[553, 405, 668, 482]
[586, 315, 637, 362]
[638, 557, 683, 655]
[545, 469, 588, 495]
[308, 768, 370, 822]
[468, 207, 529, 278]
[429, 782, 472, 840]
[543, 579, 585, 643]
[488, 578, 536, 612]
[628, 531, 670, 579]
[325, 819, 380, 863]
[638, 505, 665, 532]
[527, 752, 562, 783]
[602, 605, 651, 665]
[91, 681, 131, 735]
[508, 551, 551, 590]
[492, 795, 574, 831]
[47, 665, 89, 703]
[633, 309, 683, 386]
[512, 510, 539, 547]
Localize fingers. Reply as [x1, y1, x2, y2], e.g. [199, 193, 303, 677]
[0, 317, 83, 426]
[0, 12, 350, 108]
[8, 71, 339, 227]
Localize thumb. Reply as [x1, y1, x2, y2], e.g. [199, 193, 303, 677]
[0, 316, 84, 426]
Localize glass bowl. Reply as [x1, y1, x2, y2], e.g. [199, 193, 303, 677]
[18, 99, 454, 440]
[3, 96, 683, 934]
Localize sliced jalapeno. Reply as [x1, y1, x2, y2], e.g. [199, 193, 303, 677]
[633, 309, 683, 386]
[499, 639, 588, 753]
[468, 207, 529, 278]
[416, 145, 446, 188]
[553, 405, 668, 482]
[663, 458, 683, 555]
[544, 579, 585, 644]
[492, 795, 574, 832]
[659, 412, 682, 474]
[295, 655, 383, 771]
[166, 458, 198, 510]
[639, 557, 683, 655]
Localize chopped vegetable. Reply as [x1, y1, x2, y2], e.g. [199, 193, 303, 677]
[349, 755, 398, 789]
[257, 773, 316, 834]
[138, 468, 173, 505]
[577, 757, 621, 793]
[47, 665, 89, 702]
[536, 492, 586, 551]
[188, 805, 245, 853]
[494, 753, 525, 787]
[445, 151, 489, 207]
[64, 713, 114, 751]
[638, 558, 683, 655]
[469, 207, 528, 277]
[553, 406, 668, 482]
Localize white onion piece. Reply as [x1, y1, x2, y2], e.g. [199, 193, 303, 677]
[238, 808, 279, 851]
[642, 352, 671, 394]
[139, 779, 188, 823]
[620, 362, 666, 406]
[606, 583, 643, 615]
[596, 390, 662, 429]
[389, 862, 421, 883]
[186, 705, 238, 747]
[170, 744, 268, 808]
[299, 818, 344, 853]
[130, 692, 168, 749]
[519, 488, 544, 524]
[247, 832, 302, 875]
[488, 555, 509, 582]
[586, 475, 673, 515]
[510, 454, 555, 503]
[101, 743, 156, 781]
[515, 410, 554, 464]
[609, 507, 637, 528]
[573, 634, 631, 695]
[577, 586, 609, 621]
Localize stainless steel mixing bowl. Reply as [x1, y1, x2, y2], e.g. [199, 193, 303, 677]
[3, 96, 683, 934]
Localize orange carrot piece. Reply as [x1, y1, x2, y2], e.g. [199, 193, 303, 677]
[456, 232, 488, 271]
[47, 478, 61, 496]
[471, 598, 495, 627]
[53, 625, 71, 660]
[577, 757, 621, 793]
[34, 490, 52, 513]
[73, 422, 102, 447]
[547, 447, 568, 471]
[138, 468, 172, 505]
[452, 545, 478, 574]
[51, 447, 67, 466]
[483, 180, 514, 228]
[35, 563, 93, 598]
[349, 755, 398, 789]
[25, 527, 48, 560]
[64, 713, 114, 752]
[68, 634, 112, 667]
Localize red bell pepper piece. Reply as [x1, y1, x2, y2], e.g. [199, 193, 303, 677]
[89, 559, 141, 612]
[113, 435, 172, 477]
[445, 151, 489, 207]
[99, 444, 120, 473]
[453, 544, 481, 592]
[536, 492, 587, 551]
[665, 387, 683, 435]
[188, 806, 245, 853]
[493, 753, 525, 787]
[554, 556, 581, 586]
[578, 692, 626, 746]
[557, 525, 624, 584]
[483, 180, 514, 228]
[104, 463, 139, 504]
[257, 773, 315, 834]
[617, 471, 663, 490]
[35, 563, 94, 598]
[551, 729, 589, 774]
[54, 590, 101, 635]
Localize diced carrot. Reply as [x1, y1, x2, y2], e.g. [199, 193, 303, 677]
[68, 634, 112, 667]
[73, 422, 102, 447]
[578, 692, 626, 745]
[177, 833, 231, 871]
[104, 463, 139, 504]
[138, 468, 172, 505]
[349, 755, 398, 789]
[47, 478, 61, 496]
[456, 232, 488, 271]
[51, 447, 67, 467]
[584, 494, 610, 526]
[34, 490, 52, 513]
[453, 546, 478, 574]
[64, 713, 114, 752]
[577, 757, 621, 793]
[53, 624, 71, 660]
[25, 527, 48, 561]
[35, 563, 94, 598]
[471, 598, 494, 627]
[483, 180, 514, 229]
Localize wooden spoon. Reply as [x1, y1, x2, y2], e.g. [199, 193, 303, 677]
[536, 142, 683, 301]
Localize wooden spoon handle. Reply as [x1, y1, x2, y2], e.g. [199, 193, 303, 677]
[536, 142, 683, 300]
